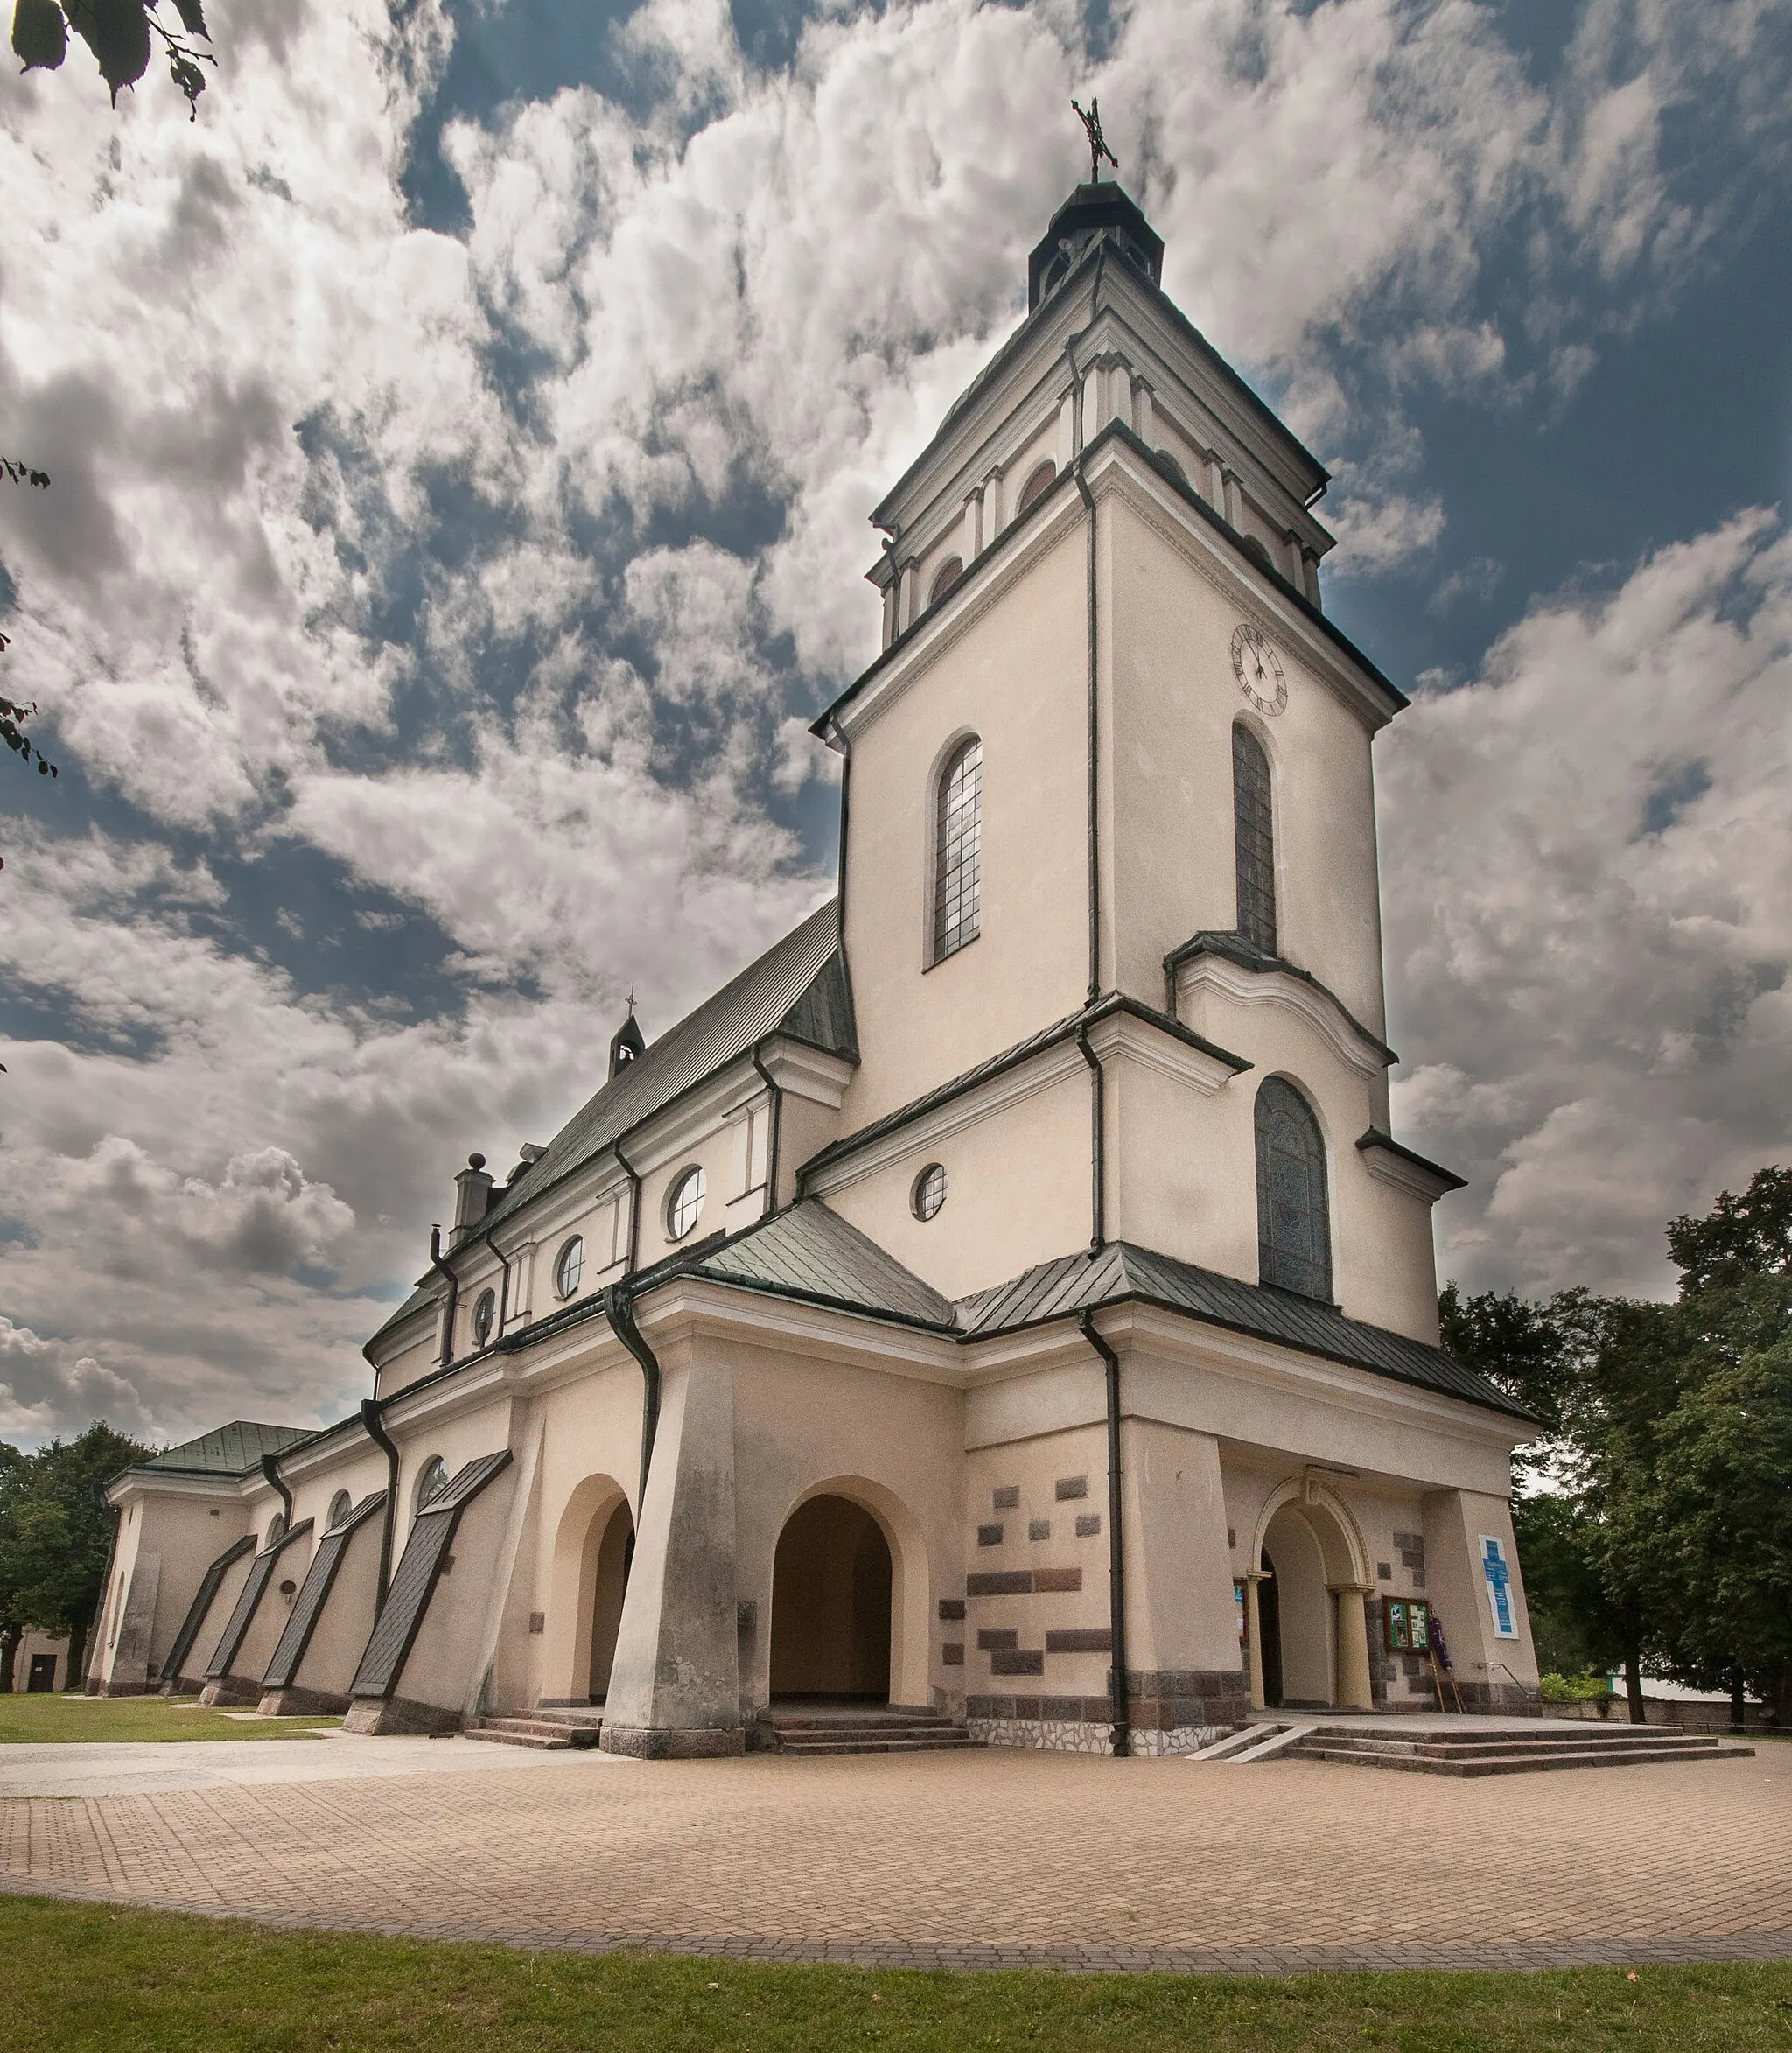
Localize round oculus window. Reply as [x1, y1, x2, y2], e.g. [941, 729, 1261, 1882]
[912, 1162, 948, 1221]
[553, 1236, 584, 1300]
[472, 1286, 497, 1349]
[666, 1165, 705, 1240]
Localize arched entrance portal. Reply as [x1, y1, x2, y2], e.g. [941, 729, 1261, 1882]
[1254, 1484, 1374, 1711]
[585, 1501, 634, 1703]
[769, 1495, 892, 1702]
[542, 1477, 634, 1706]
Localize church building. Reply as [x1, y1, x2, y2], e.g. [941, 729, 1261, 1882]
[90, 179, 1541, 1755]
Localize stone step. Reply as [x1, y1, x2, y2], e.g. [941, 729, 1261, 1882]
[1289, 1738, 1752, 1776]
[466, 1724, 573, 1750]
[469, 1714, 604, 1749]
[775, 1734, 982, 1755]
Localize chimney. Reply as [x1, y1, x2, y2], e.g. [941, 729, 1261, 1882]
[450, 1153, 494, 1247]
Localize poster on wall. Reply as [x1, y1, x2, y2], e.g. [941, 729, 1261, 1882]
[1478, 1535, 1520, 1638]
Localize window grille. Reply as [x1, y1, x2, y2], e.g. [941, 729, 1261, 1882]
[415, 1456, 448, 1510]
[472, 1287, 497, 1349]
[1255, 1076, 1331, 1300]
[554, 1236, 584, 1300]
[932, 737, 983, 963]
[328, 1489, 353, 1531]
[666, 1165, 706, 1240]
[912, 1162, 948, 1220]
[1233, 721, 1278, 956]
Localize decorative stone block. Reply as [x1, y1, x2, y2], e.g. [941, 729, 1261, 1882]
[1032, 1566, 1082, 1593]
[990, 1648, 1045, 1677]
[1054, 1475, 1088, 1500]
[942, 1643, 963, 1665]
[1074, 1513, 1101, 1538]
[967, 1571, 1032, 1595]
[993, 1486, 1020, 1510]
[938, 1598, 966, 1621]
[1028, 1519, 1051, 1541]
[976, 1523, 1004, 1547]
[977, 1627, 1018, 1651]
[1045, 1627, 1111, 1653]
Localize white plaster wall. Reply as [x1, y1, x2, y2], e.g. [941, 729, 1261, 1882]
[1103, 489, 1387, 1034]
[838, 523, 1089, 1130]
[817, 1063, 1093, 1300]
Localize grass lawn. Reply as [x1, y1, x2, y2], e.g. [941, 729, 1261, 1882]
[0, 1896, 1786, 2052]
[0, 1694, 340, 1744]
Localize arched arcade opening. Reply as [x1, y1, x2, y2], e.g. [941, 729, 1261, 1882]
[769, 1494, 892, 1703]
[1253, 1484, 1374, 1712]
[542, 1477, 635, 1706]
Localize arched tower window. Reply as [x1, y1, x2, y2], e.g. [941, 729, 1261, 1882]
[1255, 1077, 1331, 1301]
[1016, 460, 1056, 516]
[932, 737, 983, 963]
[928, 556, 963, 607]
[1233, 720, 1278, 956]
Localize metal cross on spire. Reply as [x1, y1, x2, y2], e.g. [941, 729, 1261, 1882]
[1071, 97, 1118, 184]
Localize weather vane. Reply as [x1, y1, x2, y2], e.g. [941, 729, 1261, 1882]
[1072, 97, 1118, 184]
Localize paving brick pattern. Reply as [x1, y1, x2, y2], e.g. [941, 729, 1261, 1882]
[3, 1740, 1789, 1972]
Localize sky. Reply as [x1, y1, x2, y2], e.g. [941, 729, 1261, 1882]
[1, 0, 1789, 1449]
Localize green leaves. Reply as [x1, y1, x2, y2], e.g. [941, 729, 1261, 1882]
[10, 0, 66, 73]
[9, 0, 212, 113]
[63, 0, 150, 102]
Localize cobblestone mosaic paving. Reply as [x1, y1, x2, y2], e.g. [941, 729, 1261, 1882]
[2, 1735, 1788, 1972]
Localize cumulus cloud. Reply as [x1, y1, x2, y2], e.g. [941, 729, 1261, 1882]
[2, 0, 1788, 1439]
[1382, 511, 1792, 1299]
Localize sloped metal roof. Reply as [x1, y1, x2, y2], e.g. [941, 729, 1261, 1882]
[690, 1200, 957, 1328]
[680, 1201, 1528, 1422]
[956, 1241, 1534, 1419]
[139, 1421, 314, 1478]
[372, 900, 854, 1343]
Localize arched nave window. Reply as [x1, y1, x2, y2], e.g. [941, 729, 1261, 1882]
[1232, 720, 1278, 956]
[1016, 460, 1056, 516]
[1255, 1076, 1331, 1302]
[932, 737, 983, 964]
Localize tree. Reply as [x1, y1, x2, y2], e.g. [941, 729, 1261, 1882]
[1667, 1165, 1792, 1294]
[10, 0, 213, 116]
[1, 459, 57, 798]
[0, 1445, 27, 1692]
[0, 1424, 154, 1691]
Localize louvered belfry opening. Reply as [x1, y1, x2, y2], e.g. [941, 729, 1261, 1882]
[1233, 720, 1277, 956]
[932, 736, 983, 963]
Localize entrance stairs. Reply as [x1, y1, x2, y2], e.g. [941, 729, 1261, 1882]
[466, 1707, 606, 1750]
[760, 1704, 981, 1755]
[1186, 1715, 1752, 1776]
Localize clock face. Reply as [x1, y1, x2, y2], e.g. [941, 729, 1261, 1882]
[1231, 622, 1287, 716]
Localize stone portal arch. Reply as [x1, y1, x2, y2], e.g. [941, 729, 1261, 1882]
[768, 1477, 930, 1711]
[541, 1474, 634, 1705]
[1249, 1477, 1374, 1712]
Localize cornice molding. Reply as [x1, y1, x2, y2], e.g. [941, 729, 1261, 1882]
[1172, 949, 1389, 1081]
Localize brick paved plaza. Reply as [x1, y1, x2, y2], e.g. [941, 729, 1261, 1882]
[2, 1734, 1788, 1973]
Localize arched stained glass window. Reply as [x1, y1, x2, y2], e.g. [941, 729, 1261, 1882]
[1233, 720, 1278, 956]
[328, 1489, 353, 1530]
[415, 1456, 448, 1512]
[1255, 1077, 1331, 1301]
[932, 737, 983, 963]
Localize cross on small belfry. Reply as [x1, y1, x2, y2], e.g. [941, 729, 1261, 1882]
[1072, 97, 1118, 184]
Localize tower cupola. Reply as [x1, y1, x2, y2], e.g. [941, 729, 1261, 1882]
[609, 1008, 646, 1079]
[1027, 183, 1163, 312]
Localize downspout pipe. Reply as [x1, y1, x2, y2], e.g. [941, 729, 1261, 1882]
[1074, 1021, 1105, 1253]
[607, 1284, 662, 1517]
[480, 1228, 512, 1339]
[1080, 1309, 1130, 1757]
[826, 714, 857, 1043]
[750, 1043, 784, 1214]
[259, 1454, 294, 1532]
[359, 1398, 401, 1615]
[427, 1224, 459, 1370]
[614, 1136, 643, 1275]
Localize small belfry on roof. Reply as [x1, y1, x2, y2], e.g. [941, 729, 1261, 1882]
[609, 995, 647, 1080]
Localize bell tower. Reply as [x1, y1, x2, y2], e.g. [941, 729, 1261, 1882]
[812, 168, 1459, 1348]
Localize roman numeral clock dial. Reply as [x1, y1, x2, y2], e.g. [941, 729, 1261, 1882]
[1232, 622, 1287, 716]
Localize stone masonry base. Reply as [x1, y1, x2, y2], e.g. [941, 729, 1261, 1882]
[599, 1724, 747, 1759]
[343, 1693, 463, 1736]
[257, 1685, 352, 1718]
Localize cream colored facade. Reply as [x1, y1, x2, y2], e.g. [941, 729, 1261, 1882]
[93, 184, 1539, 1750]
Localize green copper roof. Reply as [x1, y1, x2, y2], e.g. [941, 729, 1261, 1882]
[139, 1420, 314, 1478]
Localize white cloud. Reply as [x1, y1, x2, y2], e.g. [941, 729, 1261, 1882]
[1382, 511, 1792, 1299]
